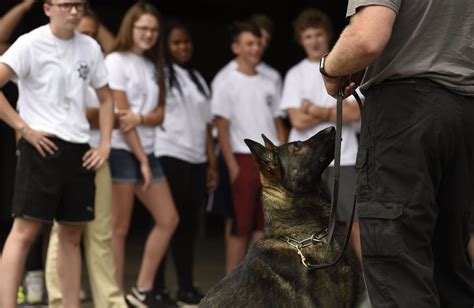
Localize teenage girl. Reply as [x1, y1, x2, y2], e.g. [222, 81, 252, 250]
[105, 3, 178, 306]
[153, 20, 217, 306]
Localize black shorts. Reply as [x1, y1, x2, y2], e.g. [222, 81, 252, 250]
[12, 138, 95, 224]
[208, 152, 234, 218]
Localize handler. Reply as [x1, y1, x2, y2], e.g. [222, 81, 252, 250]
[321, 1, 474, 307]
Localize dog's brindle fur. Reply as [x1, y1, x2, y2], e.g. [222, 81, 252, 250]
[200, 127, 362, 308]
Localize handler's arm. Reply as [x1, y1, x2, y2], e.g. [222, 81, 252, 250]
[324, 5, 397, 77]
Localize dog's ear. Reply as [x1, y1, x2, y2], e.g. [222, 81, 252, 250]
[261, 134, 276, 150]
[244, 138, 277, 171]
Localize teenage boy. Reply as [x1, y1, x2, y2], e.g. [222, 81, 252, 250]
[212, 22, 286, 273]
[0, 1, 114, 307]
[44, 10, 126, 308]
[280, 8, 363, 261]
[212, 15, 281, 92]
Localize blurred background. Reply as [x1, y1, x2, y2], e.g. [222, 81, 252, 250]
[0, 1, 351, 303]
[1, 0, 349, 82]
[0, 0, 350, 234]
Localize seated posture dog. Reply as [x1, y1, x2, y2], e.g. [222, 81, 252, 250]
[200, 127, 362, 307]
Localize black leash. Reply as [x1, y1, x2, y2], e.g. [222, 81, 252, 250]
[305, 88, 363, 271]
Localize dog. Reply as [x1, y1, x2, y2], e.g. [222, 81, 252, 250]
[199, 127, 362, 308]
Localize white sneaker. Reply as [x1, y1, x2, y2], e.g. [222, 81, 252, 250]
[80, 288, 88, 301]
[24, 270, 44, 304]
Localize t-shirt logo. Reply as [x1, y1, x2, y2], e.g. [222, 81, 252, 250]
[77, 62, 90, 80]
[265, 94, 273, 108]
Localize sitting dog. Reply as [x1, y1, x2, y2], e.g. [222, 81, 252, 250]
[200, 127, 362, 308]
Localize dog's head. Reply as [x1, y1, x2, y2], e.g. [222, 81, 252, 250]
[244, 127, 336, 194]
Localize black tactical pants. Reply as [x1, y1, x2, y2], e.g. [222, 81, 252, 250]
[356, 79, 474, 307]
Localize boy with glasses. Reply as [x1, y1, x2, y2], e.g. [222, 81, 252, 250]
[0, 1, 114, 307]
[44, 10, 127, 308]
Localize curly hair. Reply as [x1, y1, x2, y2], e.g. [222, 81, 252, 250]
[293, 8, 333, 40]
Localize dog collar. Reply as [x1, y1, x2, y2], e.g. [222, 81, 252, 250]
[279, 229, 328, 269]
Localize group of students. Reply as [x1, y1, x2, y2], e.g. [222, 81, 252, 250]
[0, 1, 363, 308]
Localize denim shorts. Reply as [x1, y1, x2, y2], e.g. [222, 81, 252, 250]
[109, 149, 166, 183]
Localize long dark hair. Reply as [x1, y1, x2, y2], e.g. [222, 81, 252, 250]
[163, 20, 209, 99]
[113, 1, 166, 107]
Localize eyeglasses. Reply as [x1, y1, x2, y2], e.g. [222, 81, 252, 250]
[133, 26, 159, 34]
[49, 2, 86, 12]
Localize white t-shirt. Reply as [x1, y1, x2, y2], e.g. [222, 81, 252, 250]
[211, 59, 282, 91]
[211, 69, 281, 154]
[0, 24, 108, 143]
[105, 52, 159, 154]
[154, 64, 212, 164]
[280, 59, 359, 166]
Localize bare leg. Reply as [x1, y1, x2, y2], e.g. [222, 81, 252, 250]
[0, 218, 43, 308]
[224, 219, 249, 274]
[135, 181, 179, 290]
[111, 183, 135, 291]
[56, 223, 85, 308]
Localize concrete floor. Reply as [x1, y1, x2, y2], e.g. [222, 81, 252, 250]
[18, 212, 373, 308]
[19, 212, 227, 307]
[121, 229, 226, 299]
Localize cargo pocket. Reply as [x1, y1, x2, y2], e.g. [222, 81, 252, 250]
[358, 202, 404, 257]
[355, 147, 369, 199]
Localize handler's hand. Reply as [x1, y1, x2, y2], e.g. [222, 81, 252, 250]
[119, 110, 141, 133]
[323, 70, 365, 99]
[22, 126, 58, 157]
[82, 144, 110, 170]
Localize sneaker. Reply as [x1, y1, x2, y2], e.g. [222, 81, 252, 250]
[17, 286, 26, 305]
[24, 270, 45, 304]
[176, 287, 204, 307]
[126, 286, 157, 308]
[80, 288, 89, 302]
[155, 288, 178, 308]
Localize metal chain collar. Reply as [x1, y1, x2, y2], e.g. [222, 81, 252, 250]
[280, 229, 328, 269]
